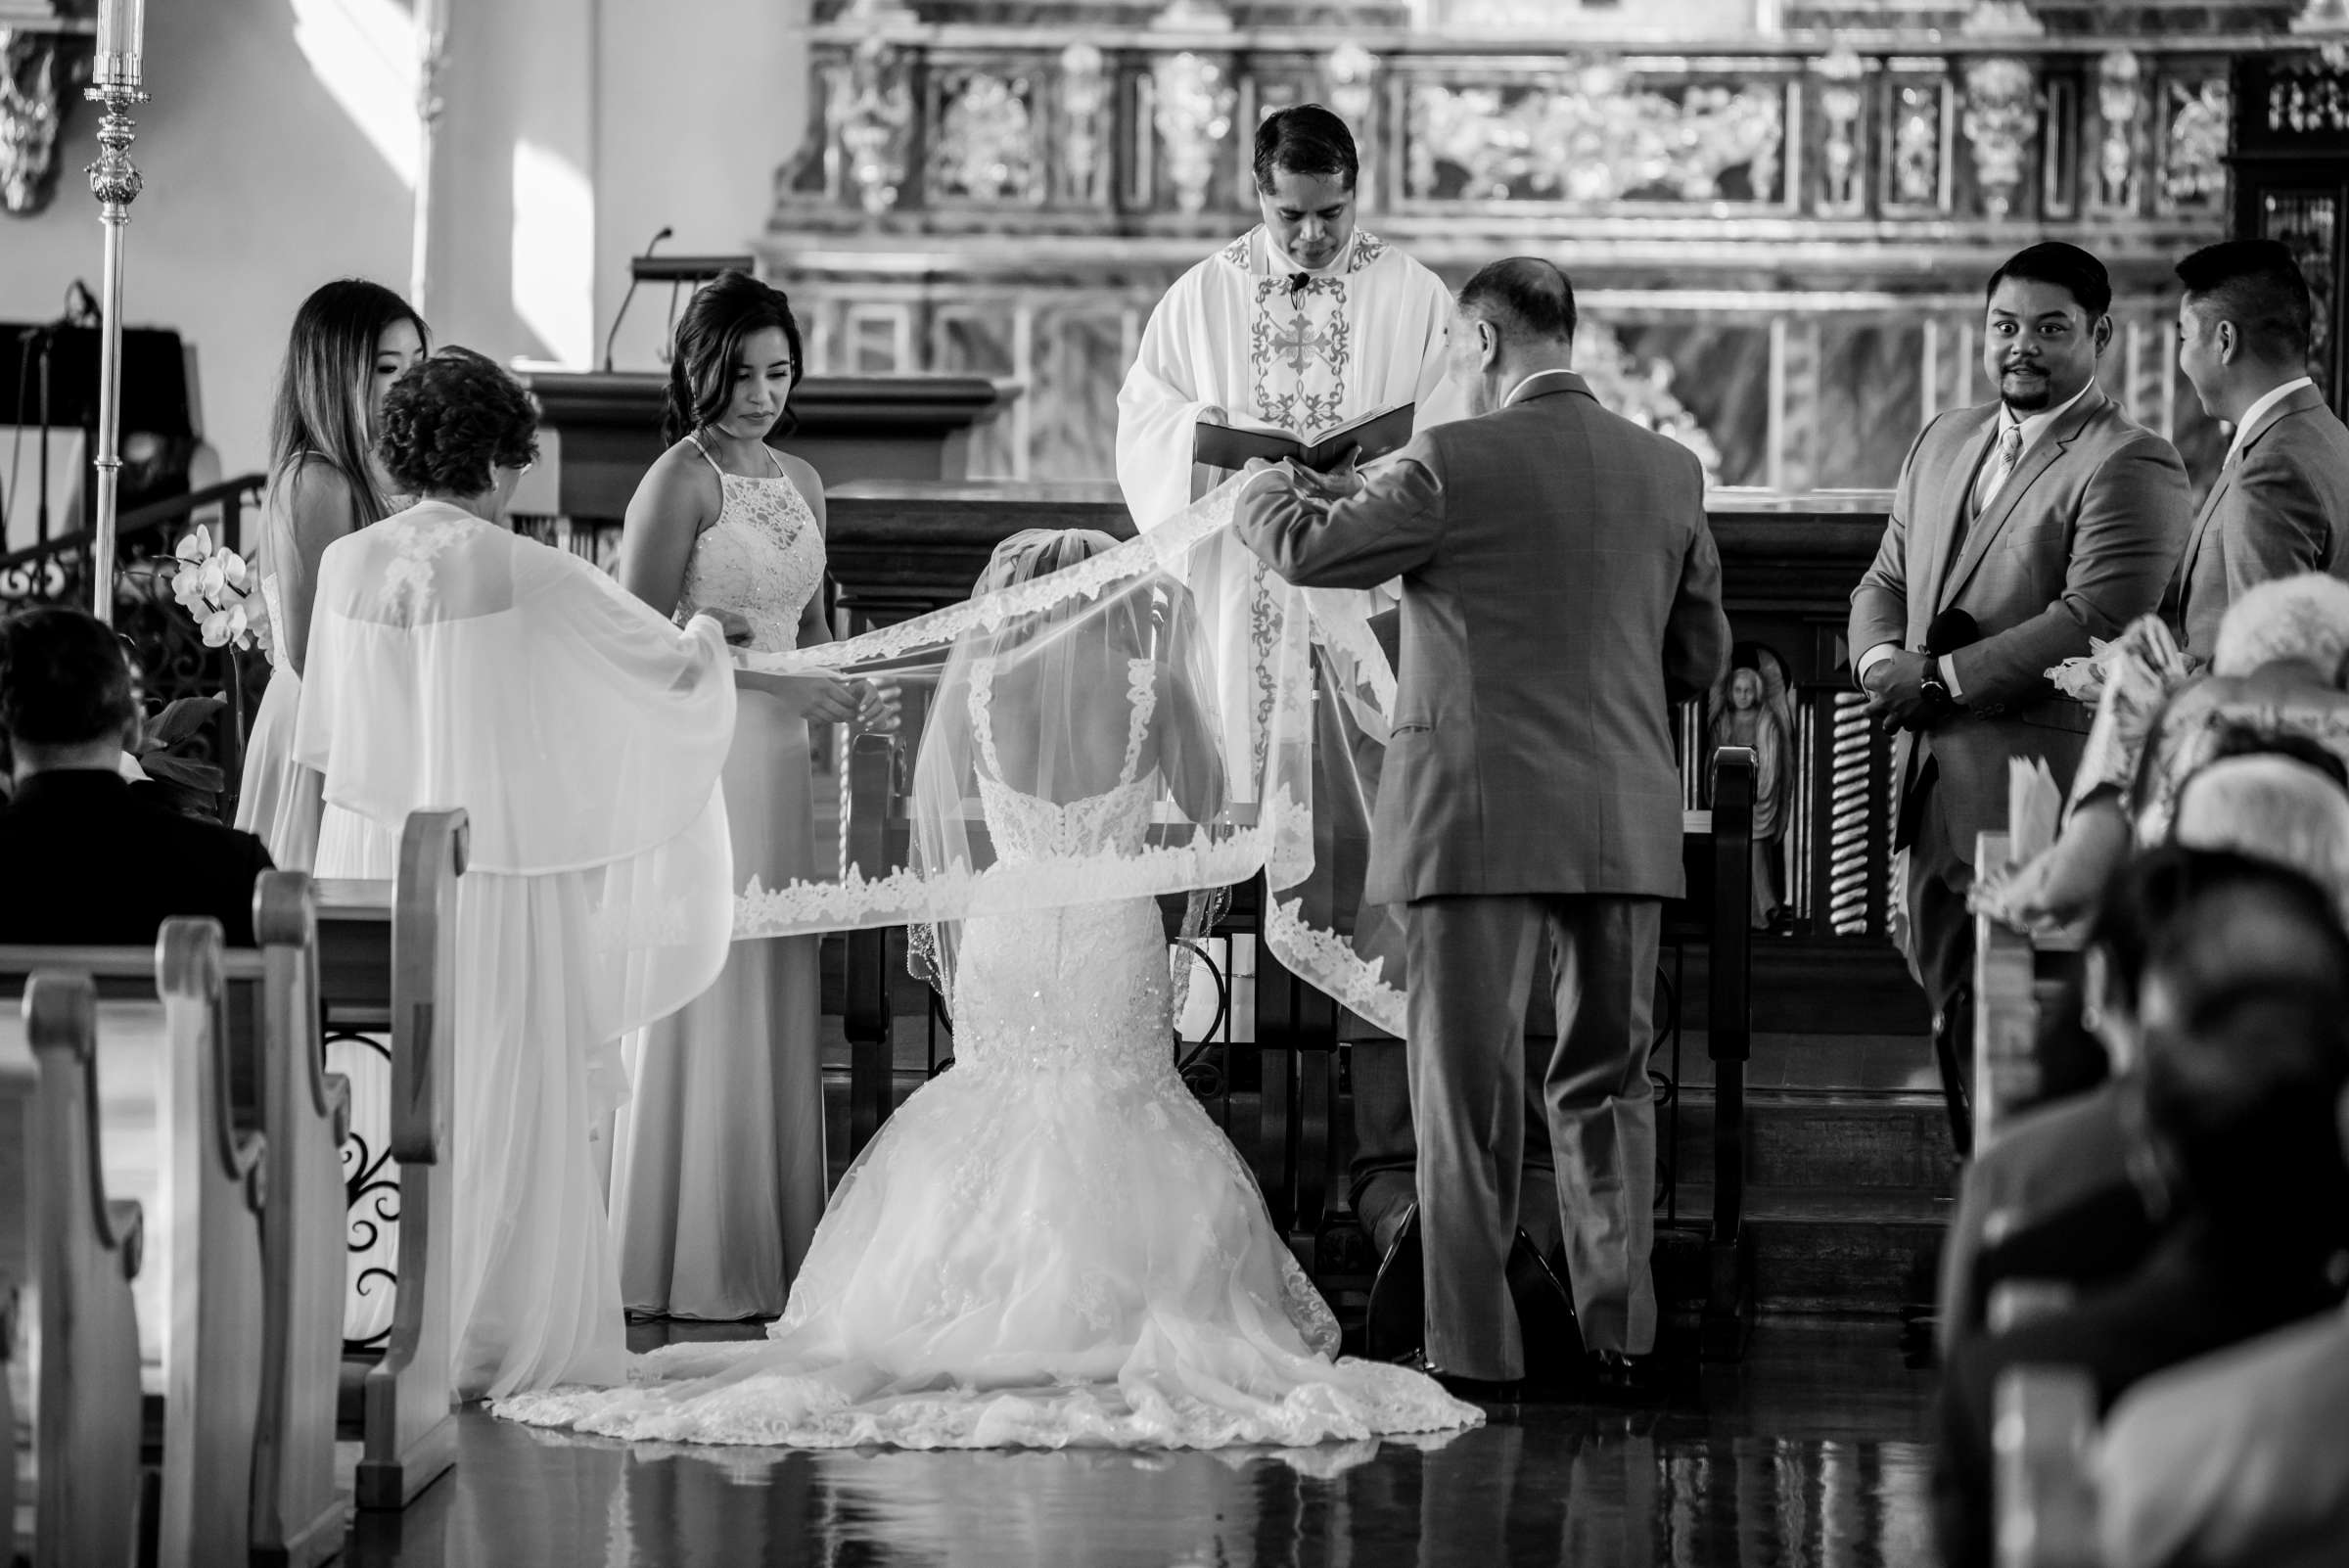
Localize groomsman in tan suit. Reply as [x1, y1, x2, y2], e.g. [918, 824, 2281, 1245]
[2165, 237, 2349, 659]
[1850, 243, 2190, 1153]
[1236, 258, 1730, 1397]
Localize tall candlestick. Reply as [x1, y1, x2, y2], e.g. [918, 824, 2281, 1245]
[96, 0, 145, 82]
[84, 25, 148, 625]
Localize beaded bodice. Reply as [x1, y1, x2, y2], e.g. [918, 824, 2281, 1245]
[951, 655, 1173, 1084]
[674, 446, 825, 654]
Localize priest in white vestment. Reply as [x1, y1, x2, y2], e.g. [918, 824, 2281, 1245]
[1116, 107, 1459, 530]
[1115, 106, 1460, 1286]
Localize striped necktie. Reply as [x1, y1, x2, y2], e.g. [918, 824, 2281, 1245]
[1974, 422, 2025, 518]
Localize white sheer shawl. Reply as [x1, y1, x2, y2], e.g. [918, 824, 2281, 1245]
[293, 499, 740, 1040]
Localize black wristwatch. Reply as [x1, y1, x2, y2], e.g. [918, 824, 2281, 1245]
[1918, 659, 1952, 713]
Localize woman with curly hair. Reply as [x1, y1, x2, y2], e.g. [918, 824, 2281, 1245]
[238, 279, 428, 870]
[294, 347, 742, 1397]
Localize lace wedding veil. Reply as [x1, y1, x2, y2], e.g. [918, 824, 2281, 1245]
[731, 476, 1406, 1033]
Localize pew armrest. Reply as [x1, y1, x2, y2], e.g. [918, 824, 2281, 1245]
[1973, 830, 2042, 1149]
[1994, 1363, 2101, 1568]
[1988, 1277, 2079, 1335]
[391, 809, 469, 1166]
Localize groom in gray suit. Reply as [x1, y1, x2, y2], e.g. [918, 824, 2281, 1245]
[1235, 257, 1730, 1392]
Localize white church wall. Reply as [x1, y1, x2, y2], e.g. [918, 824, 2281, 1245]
[1, 0, 809, 484]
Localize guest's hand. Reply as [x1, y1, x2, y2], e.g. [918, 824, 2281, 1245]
[706, 608, 757, 646]
[855, 678, 903, 733]
[1862, 649, 1933, 732]
[742, 669, 863, 723]
[1969, 802, 2129, 933]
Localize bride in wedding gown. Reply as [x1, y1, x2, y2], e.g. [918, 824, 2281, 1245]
[496, 525, 1476, 1450]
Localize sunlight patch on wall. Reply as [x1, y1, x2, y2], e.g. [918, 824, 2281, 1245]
[288, 0, 418, 187]
[511, 140, 596, 368]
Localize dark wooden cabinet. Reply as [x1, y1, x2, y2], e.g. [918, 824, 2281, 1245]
[2233, 52, 2349, 406]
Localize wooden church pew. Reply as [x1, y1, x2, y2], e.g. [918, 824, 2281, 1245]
[151, 918, 270, 1568]
[250, 878, 356, 1567]
[3, 974, 146, 1568]
[313, 806, 468, 1512]
[0, 883, 349, 1568]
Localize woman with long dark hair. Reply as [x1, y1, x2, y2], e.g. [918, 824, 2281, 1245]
[607, 270, 890, 1320]
[237, 278, 428, 869]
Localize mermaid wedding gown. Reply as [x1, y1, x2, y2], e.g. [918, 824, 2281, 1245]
[496, 656, 1479, 1449]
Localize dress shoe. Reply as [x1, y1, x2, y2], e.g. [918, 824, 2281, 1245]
[1504, 1232, 1585, 1389]
[1363, 1202, 1425, 1362]
[1585, 1348, 1664, 1402]
[1399, 1350, 1520, 1406]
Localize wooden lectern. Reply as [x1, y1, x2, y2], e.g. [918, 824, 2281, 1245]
[520, 371, 1003, 527]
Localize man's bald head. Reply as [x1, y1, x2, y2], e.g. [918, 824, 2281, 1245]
[1449, 257, 1579, 416]
[1456, 257, 1578, 347]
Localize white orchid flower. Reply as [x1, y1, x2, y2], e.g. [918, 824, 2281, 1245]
[173, 526, 213, 565]
[170, 564, 211, 614]
[200, 604, 250, 649]
[208, 548, 252, 592]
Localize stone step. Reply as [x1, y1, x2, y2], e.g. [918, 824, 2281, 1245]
[816, 1044, 1958, 1319]
[1667, 1185, 1949, 1318]
[1670, 1089, 1958, 1198]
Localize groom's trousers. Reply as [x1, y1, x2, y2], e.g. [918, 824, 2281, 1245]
[1405, 892, 1661, 1378]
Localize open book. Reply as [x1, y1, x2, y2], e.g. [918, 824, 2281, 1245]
[1192, 402, 1415, 475]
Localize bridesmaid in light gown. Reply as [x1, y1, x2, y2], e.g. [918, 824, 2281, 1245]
[237, 279, 426, 1346]
[239, 279, 428, 871]
[608, 271, 892, 1318]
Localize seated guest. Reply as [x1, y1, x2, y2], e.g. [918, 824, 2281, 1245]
[2027, 729, 2349, 1109]
[0, 605, 273, 946]
[1934, 846, 2210, 1357]
[1941, 752, 2349, 1360]
[2095, 1082, 2349, 1568]
[1977, 573, 2349, 931]
[1934, 865, 2349, 1568]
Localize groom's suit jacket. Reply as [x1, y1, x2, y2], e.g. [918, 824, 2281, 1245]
[2160, 382, 2349, 659]
[1848, 388, 2189, 866]
[1234, 370, 1731, 906]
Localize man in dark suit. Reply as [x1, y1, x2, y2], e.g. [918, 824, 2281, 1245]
[2165, 237, 2349, 659]
[1850, 243, 2192, 1151]
[1236, 257, 1731, 1395]
[0, 605, 272, 946]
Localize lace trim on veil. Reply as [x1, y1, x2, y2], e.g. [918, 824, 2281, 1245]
[727, 479, 1406, 1038]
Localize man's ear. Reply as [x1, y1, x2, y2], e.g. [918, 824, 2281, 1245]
[2215, 318, 2240, 365]
[1478, 317, 1501, 371]
[2092, 313, 2115, 356]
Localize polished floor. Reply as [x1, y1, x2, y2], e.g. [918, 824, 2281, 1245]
[338, 1321, 1937, 1567]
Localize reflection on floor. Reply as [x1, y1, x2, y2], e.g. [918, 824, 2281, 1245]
[339, 1321, 1935, 1568]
